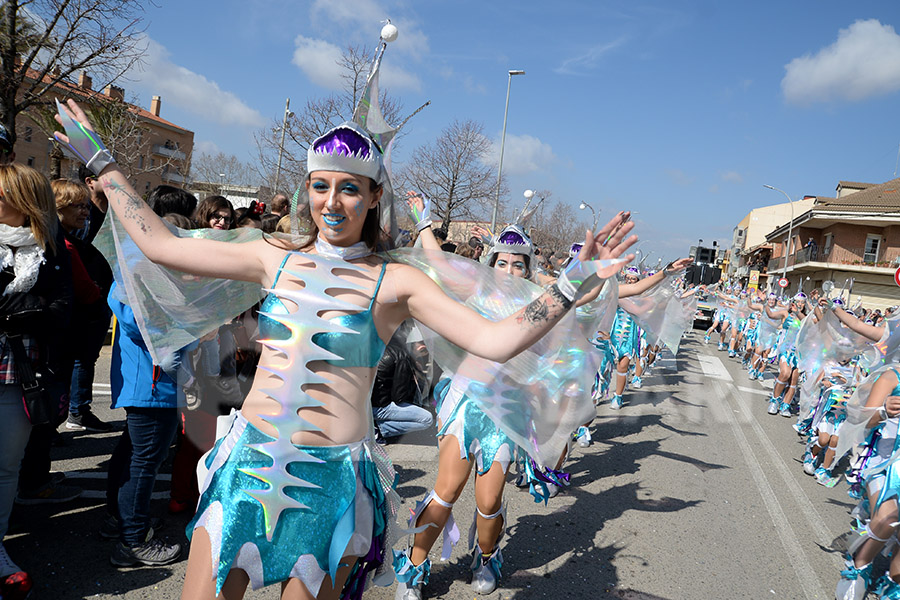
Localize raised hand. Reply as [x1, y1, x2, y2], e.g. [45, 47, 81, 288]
[405, 191, 432, 230]
[53, 99, 116, 175]
[576, 211, 638, 279]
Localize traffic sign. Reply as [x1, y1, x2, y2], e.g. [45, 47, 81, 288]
[778, 278, 789, 288]
[894, 266, 900, 287]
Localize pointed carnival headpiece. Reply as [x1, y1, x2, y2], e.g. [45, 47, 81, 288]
[292, 20, 430, 242]
[486, 224, 535, 269]
[792, 292, 807, 304]
[624, 265, 641, 278]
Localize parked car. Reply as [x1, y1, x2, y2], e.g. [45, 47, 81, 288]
[693, 292, 715, 329]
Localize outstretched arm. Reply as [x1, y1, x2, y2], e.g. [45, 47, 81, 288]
[619, 257, 693, 298]
[401, 214, 637, 362]
[55, 99, 277, 285]
[829, 303, 885, 341]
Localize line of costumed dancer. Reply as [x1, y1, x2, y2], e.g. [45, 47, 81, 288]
[51, 24, 697, 600]
[704, 273, 900, 600]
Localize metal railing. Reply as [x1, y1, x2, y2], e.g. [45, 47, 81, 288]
[769, 245, 900, 270]
[152, 144, 187, 161]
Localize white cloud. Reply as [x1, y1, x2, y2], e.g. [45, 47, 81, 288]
[555, 37, 629, 75]
[193, 140, 221, 156]
[138, 37, 264, 128]
[721, 171, 743, 183]
[292, 34, 422, 92]
[782, 19, 900, 105]
[487, 134, 556, 175]
[292, 35, 345, 90]
[310, 0, 430, 57]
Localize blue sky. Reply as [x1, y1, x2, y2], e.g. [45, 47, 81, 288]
[120, 0, 900, 261]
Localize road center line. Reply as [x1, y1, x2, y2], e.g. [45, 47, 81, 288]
[707, 363, 826, 600]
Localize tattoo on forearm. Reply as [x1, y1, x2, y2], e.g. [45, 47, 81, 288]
[517, 298, 551, 326]
[103, 180, 153, 235]
[547, 284, 573, 310]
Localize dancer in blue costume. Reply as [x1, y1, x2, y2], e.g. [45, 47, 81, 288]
[835, 367, 900, 600]
[54, 90, 637, 600]
[762, 292, 807, 417]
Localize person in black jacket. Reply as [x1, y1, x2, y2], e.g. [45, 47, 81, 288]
[0, 164, 74, 596]
[52, 179, 115, 432]
[370, 321, 434, 443]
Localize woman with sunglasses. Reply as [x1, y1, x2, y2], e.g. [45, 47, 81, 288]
[55, 96, 636, 600]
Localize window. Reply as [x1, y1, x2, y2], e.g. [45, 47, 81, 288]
[139, 156, 144, 169]
[864, 234, 882, 263]
[24, 127, 32, 142]
[823, 233, 833, 257]
[150, 158, 155, 168]
[26, 156, 34, 167]
[144, 181, 150, 192]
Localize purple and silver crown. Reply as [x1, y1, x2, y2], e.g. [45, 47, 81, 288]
[486, 224, 535, 266]
[307, 121, 384, 183]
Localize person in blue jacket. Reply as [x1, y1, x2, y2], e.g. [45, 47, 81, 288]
[105, 281, 185, 567]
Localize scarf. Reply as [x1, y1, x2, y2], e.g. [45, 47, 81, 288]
[0, 224, 45, 295]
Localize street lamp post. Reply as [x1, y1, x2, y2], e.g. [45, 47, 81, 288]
[763, 184, 796, 283]
[274, 98, 293, 194]
[578, 201, 600, 231]
[491, 69, 525, 232]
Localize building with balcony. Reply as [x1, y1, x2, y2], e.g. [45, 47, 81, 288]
[13, 69, 193, 194]
[730, 197, 816, 290]
[764, 178, 900, 309]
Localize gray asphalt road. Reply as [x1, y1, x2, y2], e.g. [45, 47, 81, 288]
[6, 334, 851, 599]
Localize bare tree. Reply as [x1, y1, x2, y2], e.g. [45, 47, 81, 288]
[190, 151, 256, 193]
[527, 200, 590, 258]
[0, 0, 148, 148]
[26, 94, 183, 182]
[397, 119, 502, 230]
[253, 45, 403, 195]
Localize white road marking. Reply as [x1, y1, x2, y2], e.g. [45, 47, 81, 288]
[710, 374, 827, 600]
[64, 471, 171, 482]
[736, 386, 770, 397]
[80, 490, 168, 500]
[698, 354, 733, 382]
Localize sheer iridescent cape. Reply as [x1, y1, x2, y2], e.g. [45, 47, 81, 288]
[618, 276, 689, 356]
[95, 213, 622, 472]
[386, 248, 621, 467]
[832, 316, 900, 464]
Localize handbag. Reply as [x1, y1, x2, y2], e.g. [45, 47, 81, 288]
[6, 334, 68, 426]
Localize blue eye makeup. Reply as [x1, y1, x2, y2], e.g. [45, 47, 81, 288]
[341, 183, 360, 193]
[311, 181, 329, 191]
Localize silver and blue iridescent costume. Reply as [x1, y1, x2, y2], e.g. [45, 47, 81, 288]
[187, 254, 396, 598]
[610, 306, 640, 359]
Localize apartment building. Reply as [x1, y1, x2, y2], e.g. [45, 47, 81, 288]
[13, 70, 193, 194]
[764, 178, 900, 309]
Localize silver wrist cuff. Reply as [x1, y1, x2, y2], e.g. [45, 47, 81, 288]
[86, 149, 116, 176]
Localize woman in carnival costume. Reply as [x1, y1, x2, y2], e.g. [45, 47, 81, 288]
[53, 48, 637, 600]
[761, 291, 807, 417]
[602, 260, 693, 410]
[705, 284, 736, 349]
[746, 292, 782, 382]
[393, 218, 564, 599]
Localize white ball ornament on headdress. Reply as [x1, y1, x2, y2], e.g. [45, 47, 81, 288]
[381, 21, 399, 43]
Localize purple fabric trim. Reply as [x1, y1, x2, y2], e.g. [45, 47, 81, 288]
[341, 534, 385, 600]
[315, 128, 372, 159]
[498, 230, 527, 245]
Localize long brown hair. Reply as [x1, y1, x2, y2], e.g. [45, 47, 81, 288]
[194, 195, 236, 230]
[0, 164, 58, 253]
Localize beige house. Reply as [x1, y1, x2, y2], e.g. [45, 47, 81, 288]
[730, 197, 816, 289]
[13, 69, 193, 194]
[764, 178, 900, 310]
